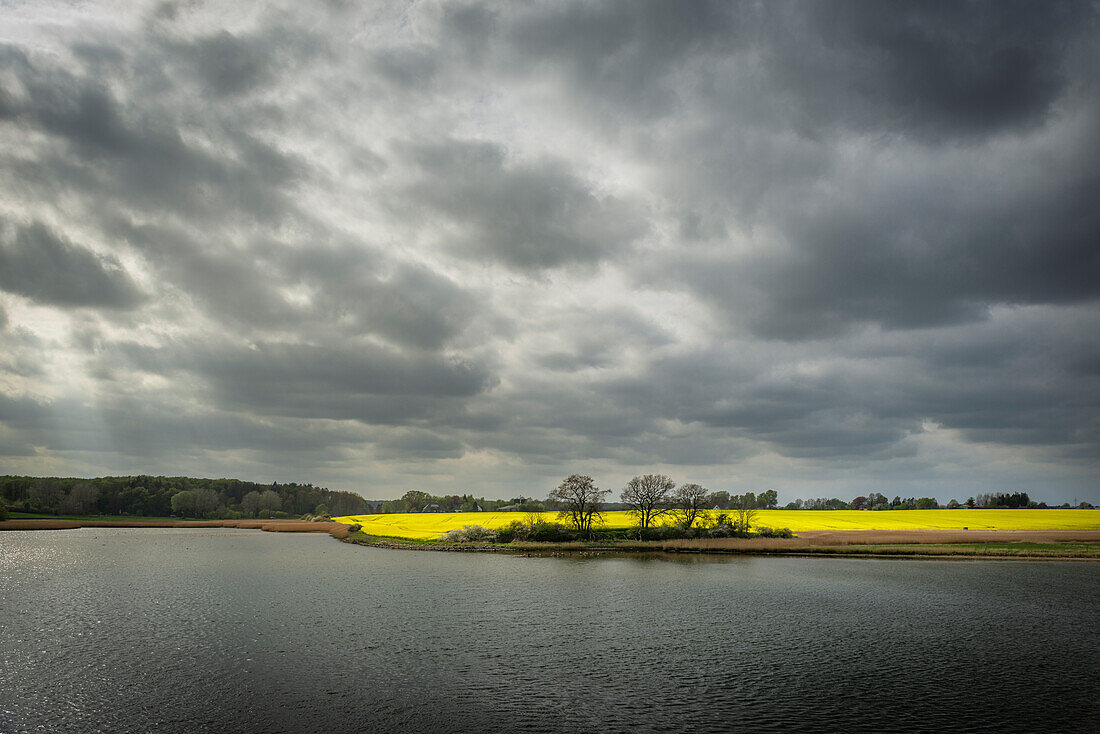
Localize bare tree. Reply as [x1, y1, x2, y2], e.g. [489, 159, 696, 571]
[549, 475, 609, 538]
[733, 493, 758, 534]
[670, 483, 709, 528]
[621, 474, 675, 529]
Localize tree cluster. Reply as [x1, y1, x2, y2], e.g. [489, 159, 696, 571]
[544, 473, 779, 537]
[0, 475, 368, 519]
[707, 490, 779, 510]
[377, 490, 542, 514]
[973, 492, 1032, 508]
[783, 495, 944, 510]
[781, 490, 1072, 510]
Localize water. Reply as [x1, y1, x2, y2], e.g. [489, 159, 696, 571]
[1, 528, 1097, 734]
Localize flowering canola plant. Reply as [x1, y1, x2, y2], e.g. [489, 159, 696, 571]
[333, 509, 1100, 541]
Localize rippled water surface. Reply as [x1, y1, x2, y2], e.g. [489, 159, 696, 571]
[1, 528, 1097, 733]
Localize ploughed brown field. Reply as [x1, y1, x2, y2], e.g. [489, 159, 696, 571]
[0, 519, 351, 538]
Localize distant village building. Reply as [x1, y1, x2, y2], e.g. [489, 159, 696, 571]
[422, 503, 443, 512]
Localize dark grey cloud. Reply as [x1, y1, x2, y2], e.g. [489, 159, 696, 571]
[400, 139, 645, 270]
[189, 31, 279, 95]
[167, 23, 326, 96]
[375, 429, 465, 460]
[0, 221, 144, 309]
[108, 338, 497, 425]
[104, 217, 301, 328]
[596, 316, 1100, 462]
[371, 45, 441, 90]
[534, 307, 671, 372]
[102, 216, 484, 348]
[593, 349, 917, 460]
[290, 249, 481, 350]
[491, 0, 738, 118]
[764, 0, 1089, 140]
[0, 318, 46, 379]
[665, 143, 1100, 340]
[0, 42, 306, 226]
[0, 392, 366, 459]
[467, 0, 1090, 138]
[582, 1, 1100, 340]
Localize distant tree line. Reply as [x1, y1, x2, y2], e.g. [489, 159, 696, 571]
[5, 474, 1089, 522]
[371, 484, 1089, 518]
[375, 489, 555, 514]
[783, 491, 1090, 510]
[372, 485, 783, 515]
[0, 475, 368, 519]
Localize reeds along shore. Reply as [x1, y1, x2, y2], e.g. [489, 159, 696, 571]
[0, 519, 351, 538]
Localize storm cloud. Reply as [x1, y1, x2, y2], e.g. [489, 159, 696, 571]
[0, 221, 144, 309]
[0, 0, 1096, 502]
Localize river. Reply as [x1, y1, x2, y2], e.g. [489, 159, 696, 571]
[1, 527, 1096, 733]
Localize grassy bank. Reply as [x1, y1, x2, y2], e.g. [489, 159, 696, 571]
[341, 528, 1100, 559]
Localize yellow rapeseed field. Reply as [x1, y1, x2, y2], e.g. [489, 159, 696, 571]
[333, 508, 1100, 541]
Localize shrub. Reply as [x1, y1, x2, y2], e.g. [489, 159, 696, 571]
[0, 501, 7, 522]
[496, 521, 521, 543]
[495, 518, 546, 542]
[703, 512, 748, 538]
[754, 526, 794, 538]
[676, 523, 703, 539]
[705, 506, 760, 536]
[439, 524, 498, 543]
[530, 522, 576, 542]
[633, 525, 691, 541]
[731, 507, 757, 534]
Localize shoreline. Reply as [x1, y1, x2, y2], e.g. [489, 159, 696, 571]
[341, 528, 1100, 559]
[0, 518, 351, 538]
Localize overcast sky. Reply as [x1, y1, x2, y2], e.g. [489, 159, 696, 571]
[0, 1, 1097, 503]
